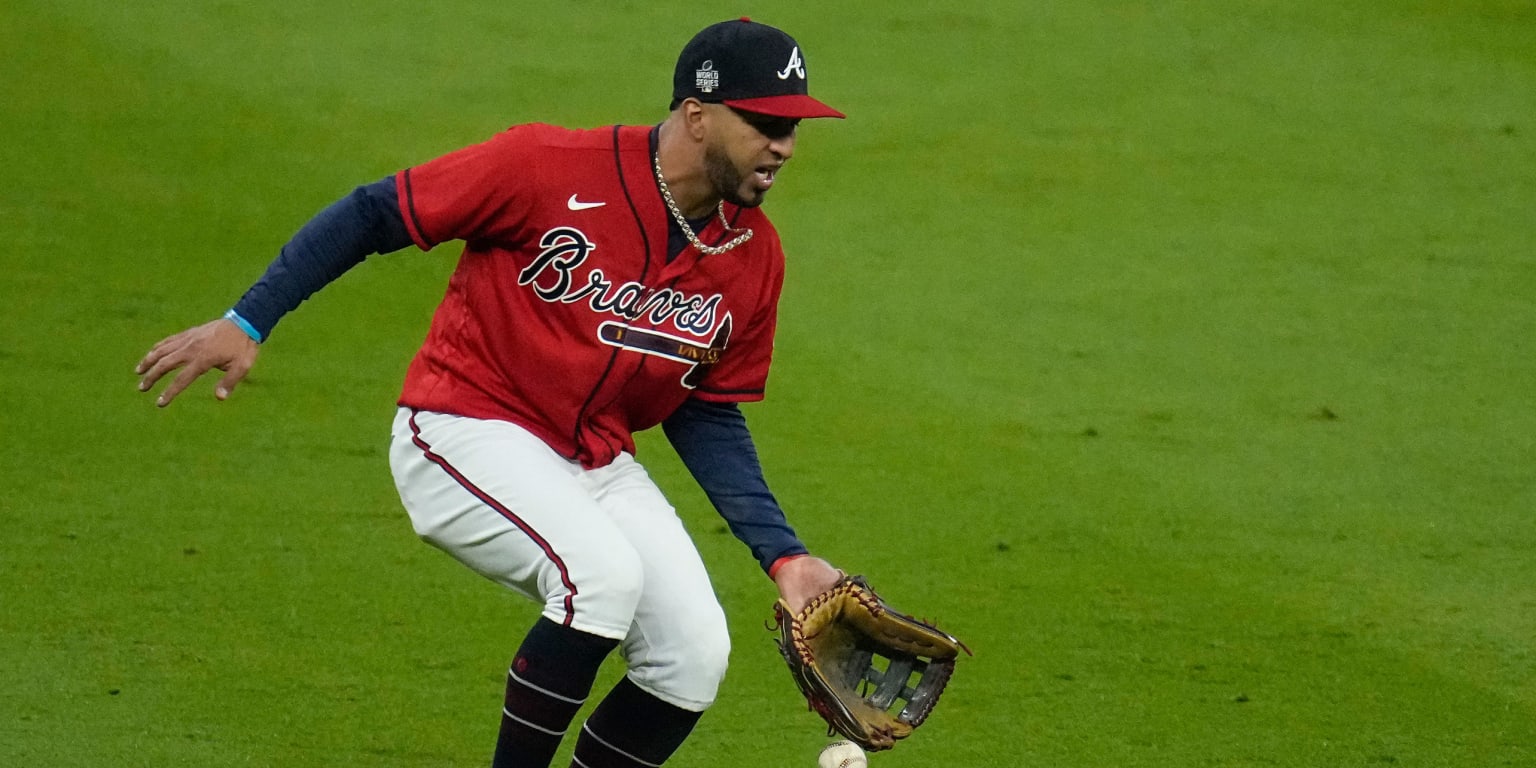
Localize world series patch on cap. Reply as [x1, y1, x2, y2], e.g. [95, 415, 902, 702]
[673, 17, 846, 119]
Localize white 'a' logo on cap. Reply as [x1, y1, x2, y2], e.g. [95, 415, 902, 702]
[776, 46, 805, 80]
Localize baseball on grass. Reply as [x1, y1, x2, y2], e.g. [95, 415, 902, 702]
[818, 740, 868, 768]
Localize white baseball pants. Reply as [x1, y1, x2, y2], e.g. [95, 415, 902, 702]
[387, 408, 730, 711]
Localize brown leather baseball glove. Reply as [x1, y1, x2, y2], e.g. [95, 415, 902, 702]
[772, 575, 970, 751]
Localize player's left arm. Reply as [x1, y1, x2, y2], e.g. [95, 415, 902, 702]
[662, 399, 842, 611]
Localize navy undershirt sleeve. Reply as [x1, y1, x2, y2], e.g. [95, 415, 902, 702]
[663, 399, 808, 574]
[231, 176, 412, 340]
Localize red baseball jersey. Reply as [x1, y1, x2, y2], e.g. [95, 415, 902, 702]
[394, 123, 785, 468]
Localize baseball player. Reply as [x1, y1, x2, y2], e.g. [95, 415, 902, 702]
[136, 18, 845, 768]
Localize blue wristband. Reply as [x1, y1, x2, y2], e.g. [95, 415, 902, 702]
[223, 309, 263, 343]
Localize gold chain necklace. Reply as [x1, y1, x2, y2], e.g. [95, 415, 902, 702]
[653, 153, 753, 256]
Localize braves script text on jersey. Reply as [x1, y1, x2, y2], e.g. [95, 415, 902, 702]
[397, 123, 785, 469]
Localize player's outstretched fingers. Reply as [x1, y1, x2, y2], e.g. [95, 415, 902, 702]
[135, 332, 182, 380]
[136, 318, 260, 407]
[136, 342, 193, 398]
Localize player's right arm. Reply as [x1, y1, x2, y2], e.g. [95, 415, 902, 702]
[136, 176, 412, 407]
[136, 316, 260, 407]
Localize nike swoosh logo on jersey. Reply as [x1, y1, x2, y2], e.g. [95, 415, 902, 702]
[567, 195, 606, 211]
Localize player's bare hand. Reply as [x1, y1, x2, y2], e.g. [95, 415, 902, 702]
[773, 555, 845, 614]
[136, 318, 260, 407]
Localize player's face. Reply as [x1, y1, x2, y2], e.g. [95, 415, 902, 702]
[704, 106, 799, 209]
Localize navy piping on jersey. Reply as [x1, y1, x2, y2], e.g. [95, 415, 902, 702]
[565, 125, 655, 466]
[398, 170, 434, 248]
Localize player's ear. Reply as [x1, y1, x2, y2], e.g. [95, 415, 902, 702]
[681, 99, 709, 139]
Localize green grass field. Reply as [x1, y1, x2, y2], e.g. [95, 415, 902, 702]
[4, 1, 1534, 766]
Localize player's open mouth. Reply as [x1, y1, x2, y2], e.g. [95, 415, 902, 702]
[754, 166, 778, 189]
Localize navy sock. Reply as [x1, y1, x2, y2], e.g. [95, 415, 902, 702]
[570, 677, 703, 767]
[492, 617, 619, 768]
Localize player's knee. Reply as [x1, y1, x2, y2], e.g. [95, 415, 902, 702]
[674, 620, 732, 709]
[689, 618, 732, 695]
[631, 604, 732, 710]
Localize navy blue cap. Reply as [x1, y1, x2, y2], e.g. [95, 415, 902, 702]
[673, 18, 845, 119]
